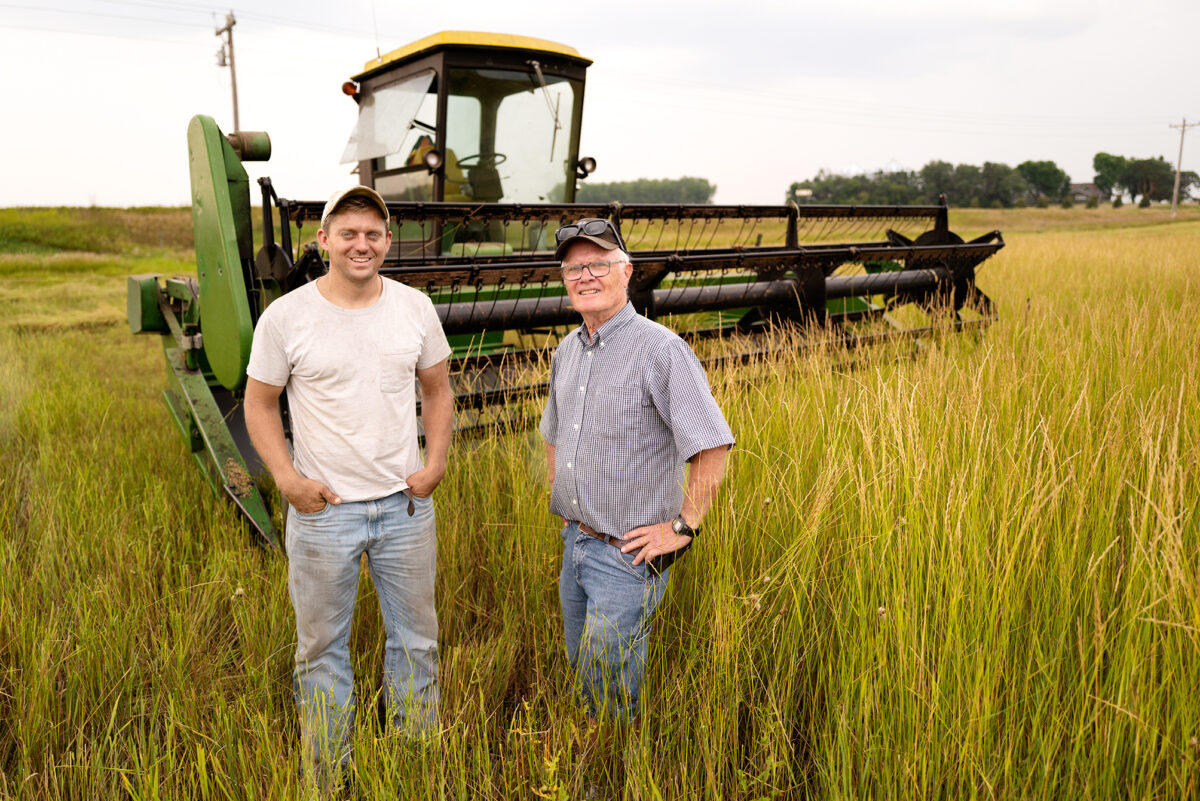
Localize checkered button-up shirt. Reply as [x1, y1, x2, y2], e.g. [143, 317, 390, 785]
[540, 302, 734, 538]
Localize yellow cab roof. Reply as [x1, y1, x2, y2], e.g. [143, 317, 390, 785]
[354, 31, 591, 80]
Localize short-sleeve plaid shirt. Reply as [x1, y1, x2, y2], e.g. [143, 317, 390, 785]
[540, 302, 734, 538]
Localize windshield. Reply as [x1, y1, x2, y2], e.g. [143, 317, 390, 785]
[444, 67, 582, 204]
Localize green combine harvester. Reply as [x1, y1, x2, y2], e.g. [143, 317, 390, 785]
[128, 31, 1002, 547]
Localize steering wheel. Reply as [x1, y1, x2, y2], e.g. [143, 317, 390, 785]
[455, 152, 508, 168]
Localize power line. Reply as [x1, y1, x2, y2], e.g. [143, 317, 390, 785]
[0, 17, 358, 66]
[596, 68, 1176, 128]
[91, 0, 228, 13]
[0, 1, 379, 44]
[0, 20, 207, 47]
[89, 0, 379, 38]
[3, 6, 1190, 147]
[0, 3, 211, 27]
[89, 0, 218, 16]
[596, 87, 1170, 141]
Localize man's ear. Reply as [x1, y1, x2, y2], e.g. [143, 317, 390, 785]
[316, 228, 329, 249]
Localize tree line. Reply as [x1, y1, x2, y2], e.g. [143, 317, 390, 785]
[564, 161, 1195, 208]
[1091, 153, 1195, 204]
[786, 156, 1197, 207]
[575, 176, 717, 204]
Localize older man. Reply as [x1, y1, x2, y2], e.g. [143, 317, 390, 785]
[243, 186, 453, 783]
[540, 218, 734, 719]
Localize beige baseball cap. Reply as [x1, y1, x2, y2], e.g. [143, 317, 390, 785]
[320, 185, 389, 229]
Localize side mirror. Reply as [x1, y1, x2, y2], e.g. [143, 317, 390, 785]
[576, 156, 597, 180]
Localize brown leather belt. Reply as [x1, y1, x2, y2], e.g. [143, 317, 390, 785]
[574, 520, 687, 576]
[576, 521, 625, 548]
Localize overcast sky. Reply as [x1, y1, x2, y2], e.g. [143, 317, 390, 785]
[2, 0, 1196, 206]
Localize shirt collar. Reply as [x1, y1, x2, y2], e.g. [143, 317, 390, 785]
[574, 301, 636, 346]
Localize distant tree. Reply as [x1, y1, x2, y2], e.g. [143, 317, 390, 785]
[951, 164, 983, 206]
[1017, 160, 1071, 202]
[1091, 151, 1199, 204]
[789, 171, 867, 204]
[978, 162, 1027, 208]
[918, 160, 955, 202]
[790, 170, 923, 205]
[1092, 152, 1128, 200]
[1181, 171, 1200, 200]
[869, 170, 922, 204]
[576, 176, 716, 204]
[788, 158, 1144, 208]
[1120, 157, 1176, 204]
[912, 160, 986, 205]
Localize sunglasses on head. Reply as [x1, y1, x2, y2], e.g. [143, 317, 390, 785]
[554, 218, 626, 249]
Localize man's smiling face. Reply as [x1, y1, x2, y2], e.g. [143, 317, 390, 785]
[317, 207, 392, 287]
[561, 240, 632, 328]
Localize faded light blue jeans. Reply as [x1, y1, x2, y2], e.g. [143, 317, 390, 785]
[558, 521, 670, 719]
[286, 491, 439, 777]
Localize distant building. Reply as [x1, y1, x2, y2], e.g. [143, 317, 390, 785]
[1069, 183, 1104, 202]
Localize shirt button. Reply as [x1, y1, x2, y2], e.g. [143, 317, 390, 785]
[579, 386, 585, 391]
[588, 352, 593, 357]
[600, 343, 606, 348]
[572, 499, 578, 505]
[567, 462, 573, 469]
[573, 424, 579, 430]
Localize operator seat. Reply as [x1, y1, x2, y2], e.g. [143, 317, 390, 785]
[468, 161, 504, 203]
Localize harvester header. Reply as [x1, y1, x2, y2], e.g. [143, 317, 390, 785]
[129, 31, 1001, 545]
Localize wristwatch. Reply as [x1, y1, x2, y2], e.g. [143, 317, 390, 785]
[671, 514, 700, 538]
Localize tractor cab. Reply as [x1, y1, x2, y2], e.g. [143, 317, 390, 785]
[341, 32, 593, 219]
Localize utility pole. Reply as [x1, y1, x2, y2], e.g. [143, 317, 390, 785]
[1169, 117, 1198, 218]
[215, 11, 240, 132]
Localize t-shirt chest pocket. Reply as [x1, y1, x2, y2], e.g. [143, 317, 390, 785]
[379, 346, 419, 393]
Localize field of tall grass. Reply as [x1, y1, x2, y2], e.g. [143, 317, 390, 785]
[1, 206, 1197, 799]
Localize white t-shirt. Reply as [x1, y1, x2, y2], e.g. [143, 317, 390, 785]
[246, 279, 452, 502]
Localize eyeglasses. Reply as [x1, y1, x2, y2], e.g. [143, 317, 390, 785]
[561, 260, 623, 281]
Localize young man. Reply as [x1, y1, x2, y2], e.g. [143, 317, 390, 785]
[243, 186, 453, 781]
[540, 218, 734, 719]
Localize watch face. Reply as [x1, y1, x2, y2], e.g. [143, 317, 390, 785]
[672, 518, 683, 534]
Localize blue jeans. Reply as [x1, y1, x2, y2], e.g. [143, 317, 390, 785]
[558, 521, 670, 719]
[286, 491, 439, 774]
